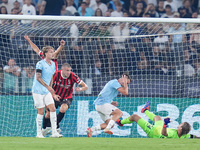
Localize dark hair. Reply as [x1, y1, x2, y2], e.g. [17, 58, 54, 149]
[95, 8, 103, 16]
[81, 2, 87, 5]
[0, 6, 8, 14]
[181, 122, 191, 135]
[42, 46, 54, 58]
[179, 6, 186, 10]
[14, 0, 20, 4]
[143, 12, 151, 16]
[165, 4, 171, 9]
[122, 72, 132, 82]
[11, 8, 18, 13]
[74, 12, 80, 16]
[129, 6, 136, 11]
[123, 11, 129, 16]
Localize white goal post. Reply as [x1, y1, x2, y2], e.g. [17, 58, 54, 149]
[0, 15, 200, 137]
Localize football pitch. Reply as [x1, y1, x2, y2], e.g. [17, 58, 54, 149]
[0, 137, 199, 150]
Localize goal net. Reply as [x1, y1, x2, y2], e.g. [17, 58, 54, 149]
[0, 15, 200, 137]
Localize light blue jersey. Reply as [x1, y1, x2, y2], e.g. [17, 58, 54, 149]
[94, 79, 122, 105]
[32, 59, 55, 95]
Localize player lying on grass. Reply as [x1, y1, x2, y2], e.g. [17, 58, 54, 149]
[117, 101, 200, 138]
[86, 72, 132, 137]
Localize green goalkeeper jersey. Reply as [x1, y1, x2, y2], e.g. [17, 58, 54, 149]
[138, 118, 191, 139]
[150, 126, 191, 139]
[167, 128, 190, 138]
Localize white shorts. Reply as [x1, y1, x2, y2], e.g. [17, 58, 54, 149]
[95, 103, 118, 122]
[32, 92, 54, 109]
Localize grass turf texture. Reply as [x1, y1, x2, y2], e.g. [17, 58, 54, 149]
[0, 137, 199, 150]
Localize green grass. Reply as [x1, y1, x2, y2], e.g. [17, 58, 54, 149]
[0, 137, 199, 150]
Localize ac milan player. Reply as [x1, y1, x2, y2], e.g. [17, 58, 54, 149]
[24, 35, 65, 71]
[42, 63, 88, 136]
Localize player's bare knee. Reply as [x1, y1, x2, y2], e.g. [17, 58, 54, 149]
[38, 111, 44, 115]
[60, 104, 68, 113]
[118, 111, 123, 118]
[51, 107, 56, 112]
[154, 115, 162, 122]
[38, 108, 44, 115]
[60, 109, 67, 113]
[157, 115, 162, 119]
[105, 119, 110, 125]
[47, 103, 56, 112]
[49, 107, 56, 112]
[115, 109, 123, 118]
[130, 114, 139, 121]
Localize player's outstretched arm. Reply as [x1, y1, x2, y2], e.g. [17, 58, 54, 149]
[75, 81, 88, 92]
[24, 35, 40, 55]
[161, 117, 170, 136]
[54, 40, 65, 59]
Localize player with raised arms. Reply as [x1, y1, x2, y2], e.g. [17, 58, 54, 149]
[25, 35, 65, 135]
[32, 46, 62, 138]
[86, 72, 132, 137]
[42, 63, 88, 136]
[24, 35, 65, 71]
[117, 101, 200, 139]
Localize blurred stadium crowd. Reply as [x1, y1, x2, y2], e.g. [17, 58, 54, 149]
[0, 0, 199, 18]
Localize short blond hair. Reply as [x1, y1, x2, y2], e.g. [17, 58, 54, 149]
[42, 46, 54, 58]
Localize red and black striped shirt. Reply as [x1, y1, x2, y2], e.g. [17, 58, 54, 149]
[52, 70, 81, 99]
[39, 51, 58, 71]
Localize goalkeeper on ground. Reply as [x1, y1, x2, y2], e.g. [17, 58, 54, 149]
[117, 101, 200, 139]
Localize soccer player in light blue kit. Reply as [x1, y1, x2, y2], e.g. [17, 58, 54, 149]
[87, 73, 132, 137]
[32, 46, 62, 138]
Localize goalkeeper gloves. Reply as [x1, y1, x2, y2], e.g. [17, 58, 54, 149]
[163, 117, 170, 128]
